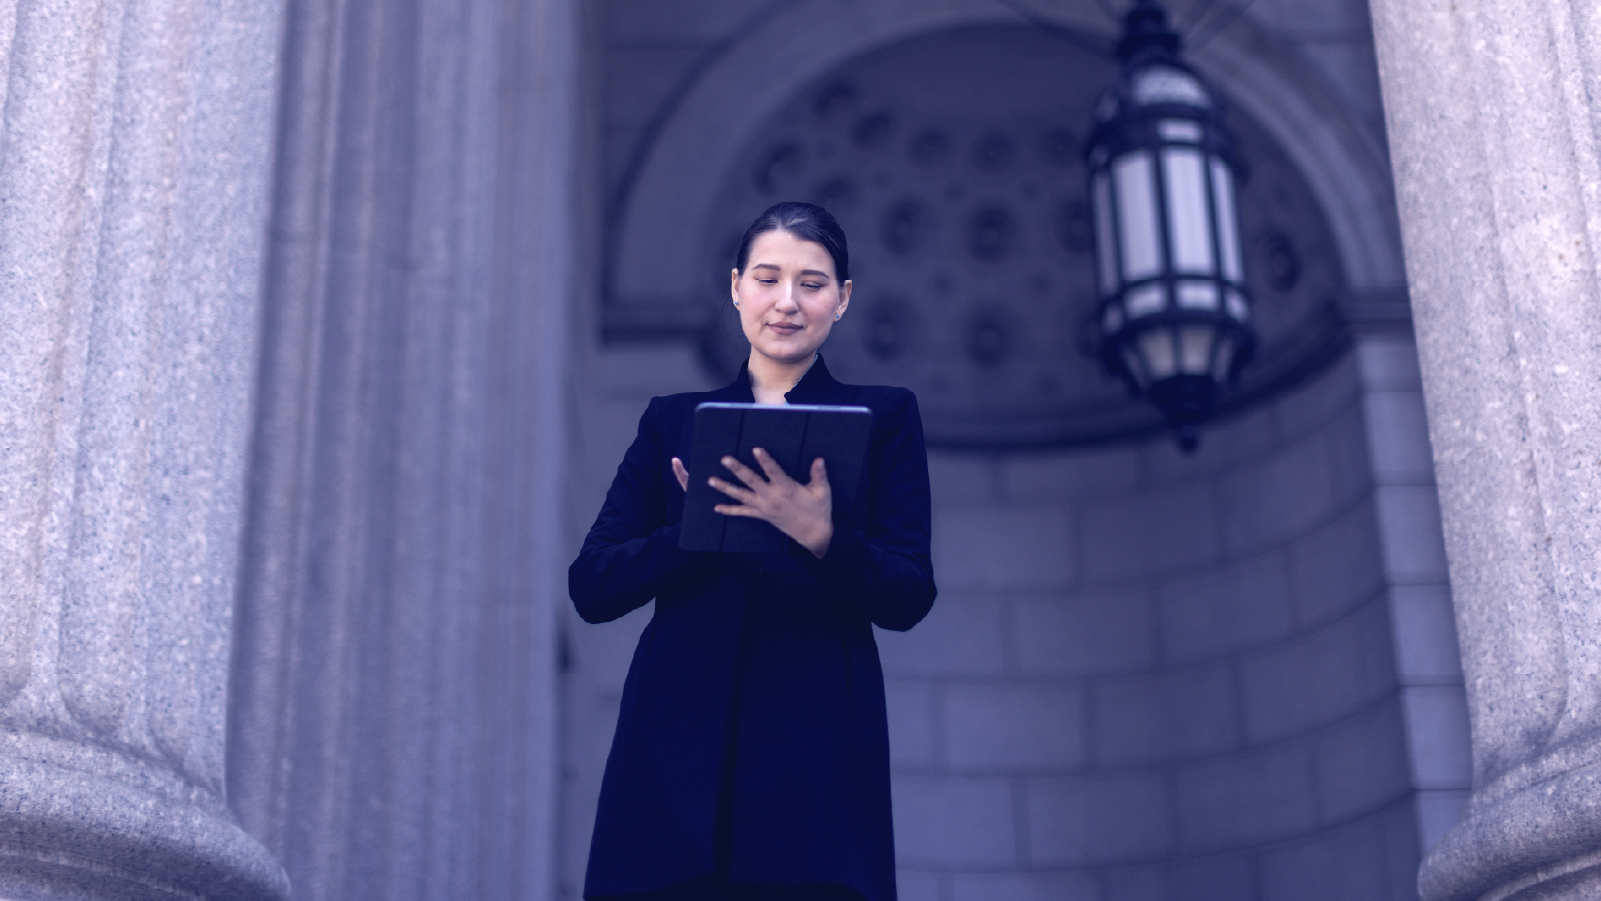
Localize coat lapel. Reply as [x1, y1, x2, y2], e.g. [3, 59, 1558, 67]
[711, 362, 757, 403]
[782, 354, 846, 405]
[713, 354, 848, 405]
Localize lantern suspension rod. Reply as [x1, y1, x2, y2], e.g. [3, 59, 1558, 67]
[1092, 0, 1125, 26]
[994, 0, 1250, 58]
[992, 0, 1119, 57]
[1185, 0, 1259, 52]
[1175, 0, 1223, 31]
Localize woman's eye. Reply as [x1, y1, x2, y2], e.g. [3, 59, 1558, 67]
[803, 282, 824, 290]
[757, 278, 776, 285]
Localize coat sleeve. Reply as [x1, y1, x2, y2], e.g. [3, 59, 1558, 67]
[796, 388, 936, 631]
[569, 397, 716, 624]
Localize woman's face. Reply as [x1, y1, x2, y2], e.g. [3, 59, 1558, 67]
[731, 229, 852, 368]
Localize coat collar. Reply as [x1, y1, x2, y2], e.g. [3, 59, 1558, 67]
[719, 354, 841, 405]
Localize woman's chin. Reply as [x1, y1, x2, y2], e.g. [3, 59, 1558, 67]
[750, 337, 821, 365]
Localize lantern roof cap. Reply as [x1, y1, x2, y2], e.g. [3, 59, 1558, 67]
[1093, 3, 1227, 126]
[1117, 0, 1182, 62]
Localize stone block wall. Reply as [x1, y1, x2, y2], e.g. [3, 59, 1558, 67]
[1354, 336, 1470, 851]
[871, 348, 1448, 900]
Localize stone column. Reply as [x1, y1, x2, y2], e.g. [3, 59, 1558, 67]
[1368, 2, 1601, 899]
[224, 0, 574, 897]
[0, 0, 288, 899]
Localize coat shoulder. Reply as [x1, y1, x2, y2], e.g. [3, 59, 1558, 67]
[829, 382, 920, 419]
[653, 389, 728, 423]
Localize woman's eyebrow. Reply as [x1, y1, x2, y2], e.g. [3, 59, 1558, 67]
[749, 263, 832, 279]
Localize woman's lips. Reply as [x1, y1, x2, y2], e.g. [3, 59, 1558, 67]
[767, 322, 803, 334]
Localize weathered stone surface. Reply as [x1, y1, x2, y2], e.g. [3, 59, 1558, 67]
[944, 684, 1088, 770]
[1026, 771, 1173, 866]
[890, 775, 1017, 868]
[1369, 0, 1601, 898]
[225, 0, 576, 897]
[0, 0, 287, 897]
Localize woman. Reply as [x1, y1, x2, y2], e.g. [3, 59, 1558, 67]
[570, 202, 936, 901]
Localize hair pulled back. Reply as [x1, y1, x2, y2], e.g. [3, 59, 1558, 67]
[733, 202, 850, 284]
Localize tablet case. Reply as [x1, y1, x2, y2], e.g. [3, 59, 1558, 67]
[680, 403, 874, 553]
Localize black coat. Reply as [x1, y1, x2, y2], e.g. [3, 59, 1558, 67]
[570, 357, 937, 901]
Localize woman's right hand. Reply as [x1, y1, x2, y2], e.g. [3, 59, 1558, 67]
[671, 457, 689, 493]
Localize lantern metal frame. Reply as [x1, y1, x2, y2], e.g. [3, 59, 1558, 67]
[1085, 0, 1257, 451]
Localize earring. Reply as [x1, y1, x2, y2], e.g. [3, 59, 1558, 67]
[733, 300, 740, 307]
[834, 313, 840, 320]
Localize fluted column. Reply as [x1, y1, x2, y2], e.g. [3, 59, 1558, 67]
[0, 0, 288, 899]
[1368, 1, 1601, 899]
[224, 0, 573, 897]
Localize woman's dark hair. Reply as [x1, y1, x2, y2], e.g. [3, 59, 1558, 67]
[733, 202, 850, 284]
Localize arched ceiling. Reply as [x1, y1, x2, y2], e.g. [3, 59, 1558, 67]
[604, 0, 1405, 447]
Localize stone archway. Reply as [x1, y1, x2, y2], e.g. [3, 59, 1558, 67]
[604, 0, 1406, 345]
[691, 22, 1351, 448]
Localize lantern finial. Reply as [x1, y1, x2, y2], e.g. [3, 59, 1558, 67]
[1117, 0, 1181, 62]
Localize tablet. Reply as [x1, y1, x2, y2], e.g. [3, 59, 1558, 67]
[680, 402, 874, 553]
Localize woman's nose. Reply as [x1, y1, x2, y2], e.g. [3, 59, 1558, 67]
[775, 282, 800, 311]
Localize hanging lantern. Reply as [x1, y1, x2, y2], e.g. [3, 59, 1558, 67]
[1085, 0, 1256, 452]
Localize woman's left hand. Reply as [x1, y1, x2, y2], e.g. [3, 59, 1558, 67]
[709, 448, 833, 558]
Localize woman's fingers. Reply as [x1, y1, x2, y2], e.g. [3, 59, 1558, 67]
[751, 447, 791, 484]
[719, 454, 764, 487]
[708, 454, 832, 553]
[708, 476, 752, 502]
[808, 457, 829, 493]
[710, 453, 830, 534]
[671, 457, 689, 492]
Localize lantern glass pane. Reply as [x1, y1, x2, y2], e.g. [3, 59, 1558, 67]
[1159, 119, 1203, 142]
[1139, 330, 1179, 380]
[1123, 348, 1148, 388]
[1164, 148, 1213, 273]
[1211, 159, 1243, 281]
[1177, 280, 1218, 310]
[1114, 152, 1162, 281]
[1126, 283, 1165, 318]
[1212, 336, 1236, 381]
[1093, 172, 1118, 294]
[1132, 67, 1209, 108]
[1179, 325, 1214, 374]
[1225, 289, 1249, 321]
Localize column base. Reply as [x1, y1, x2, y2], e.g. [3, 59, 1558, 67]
[1482, 862, 1601, 901]
[0, 757, 288, 901]
[1421, 761, 1601, 901]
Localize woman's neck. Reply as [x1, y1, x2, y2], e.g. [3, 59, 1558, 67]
[748, 351, 816, 405]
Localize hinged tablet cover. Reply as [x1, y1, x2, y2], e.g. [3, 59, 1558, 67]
[680, 403, 874, 553]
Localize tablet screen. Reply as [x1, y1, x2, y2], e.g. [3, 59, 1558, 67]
[680, 403, 873, 553]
